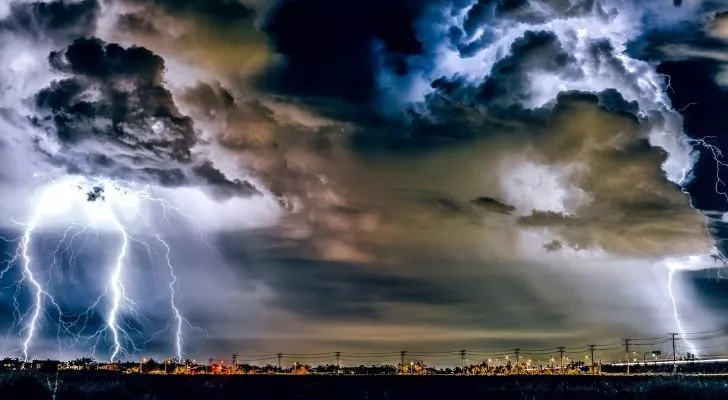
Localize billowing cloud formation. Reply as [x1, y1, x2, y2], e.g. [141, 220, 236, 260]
[0, 0, 98, 41]
[112, 0, 271, 80]
[628, 3, 728, 257]
[0, 0, 727, 362]
[515, 93, 708, 256]
[32, 37, 259, 198]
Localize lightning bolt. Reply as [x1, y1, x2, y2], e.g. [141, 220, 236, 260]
[666, 264, 698, 355]
[105, 215, 131, 362]
[156, 234, 184, 363]
[1, 175, 201, 362]
[10, 181, 69, 362]
[662, 77, 728, 356]
[18, 206, 52, 362]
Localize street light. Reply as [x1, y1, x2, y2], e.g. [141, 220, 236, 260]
[643, 351, 661, 365]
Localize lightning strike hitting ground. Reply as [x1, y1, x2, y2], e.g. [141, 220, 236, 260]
[156, 234, 185, 363]
[106, 215, 131, 363]
[667, 265, 698, 356]
[1, 175, 200, 362]
[662, 254, 727, 356]
[18, 206, 55, 362]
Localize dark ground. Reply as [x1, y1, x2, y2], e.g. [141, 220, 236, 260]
[2, 373, 728, 400]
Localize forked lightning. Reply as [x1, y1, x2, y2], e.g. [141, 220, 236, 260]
[1, 175, 195, 362]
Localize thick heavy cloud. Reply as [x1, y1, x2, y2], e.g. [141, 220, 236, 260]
[470, 197, 516, 215]
[512, 92, 708, 256]
[0, 0, 98, 41]
[112, 0, 271, 81]
[32, 37, 258, 197]
[167, 1, 721, 356]
[628, 5, 728, 256]
[263, 0, 427, 103]
[1, 0, 728, 362]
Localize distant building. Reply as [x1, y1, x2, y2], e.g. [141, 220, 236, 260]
[98, 363, 122, 372]
[0, 358, 21, 371]
[32, 360, 61, 372]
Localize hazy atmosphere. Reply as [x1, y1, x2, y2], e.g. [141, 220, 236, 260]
[1, 0, 728, 366]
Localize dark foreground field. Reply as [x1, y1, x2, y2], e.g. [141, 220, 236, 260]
[2, 373, 728, 400]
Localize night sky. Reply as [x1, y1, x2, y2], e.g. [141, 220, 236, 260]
[1, 0, 728, 365]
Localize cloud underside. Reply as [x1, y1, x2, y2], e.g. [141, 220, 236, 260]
[0, 0, 725, 357]
[111, 0, 710, 284]
[32, 36, 259, 198]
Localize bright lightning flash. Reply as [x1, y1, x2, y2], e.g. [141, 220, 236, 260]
[1, 175, 197, 362]
[663, 255, 722, 357]
[666, 265, 697, 355]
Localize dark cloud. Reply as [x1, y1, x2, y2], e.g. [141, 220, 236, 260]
[624, 6, 728, 258]
[113, 0, 271, 80]
[0, 0, 725, 362]
[543, 240, 563, 252]
[478, 30, 579, 108]
[446, 0, 617, 58]
[262, 0, 426, 103]
[178, 81, 344, 201]
[216, 229, 571, 335]
[512, 92, 707, 256]
[121, 0, 256, 24]
[659, 59, 728, 212]
[636, 9, 728, 217]
[0, 0, 99, 40]
[240, 257, 467, 321]
[431, 30, 647, 117]
[470, 196, 516, 215]
[32, 37, 259, 198]
[115, 12, 158, 36]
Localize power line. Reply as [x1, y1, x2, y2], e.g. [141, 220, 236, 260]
[221, 325, 728, 366]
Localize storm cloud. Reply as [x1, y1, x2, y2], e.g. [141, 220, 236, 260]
[0, 0, 99, 41]
[0, 0, 727, 363]
[32, 37, 259, 198]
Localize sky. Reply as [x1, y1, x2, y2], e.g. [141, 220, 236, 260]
[2, 0, 728, 366]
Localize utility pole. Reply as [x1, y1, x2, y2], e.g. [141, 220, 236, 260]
[558, 347, 565, 373]
[460, 350, 466, 371]
[514, 349, 520, 371]
[588, 345, 595, 375]
[277, 353, 282, 372]
[232, 354, 237, 367]
[336, 352, 341, 372]
[669, 333, 678, 374]
[624, 339, 631, 376]
[400, 351, 406, 367]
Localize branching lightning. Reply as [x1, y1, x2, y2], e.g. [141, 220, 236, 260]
[666, 264, 698, 355]
[105, 215, 131, 362]
[156, 234, 185, 363]
[660, 73, 728, 356]
[0, 175, 203, 362]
